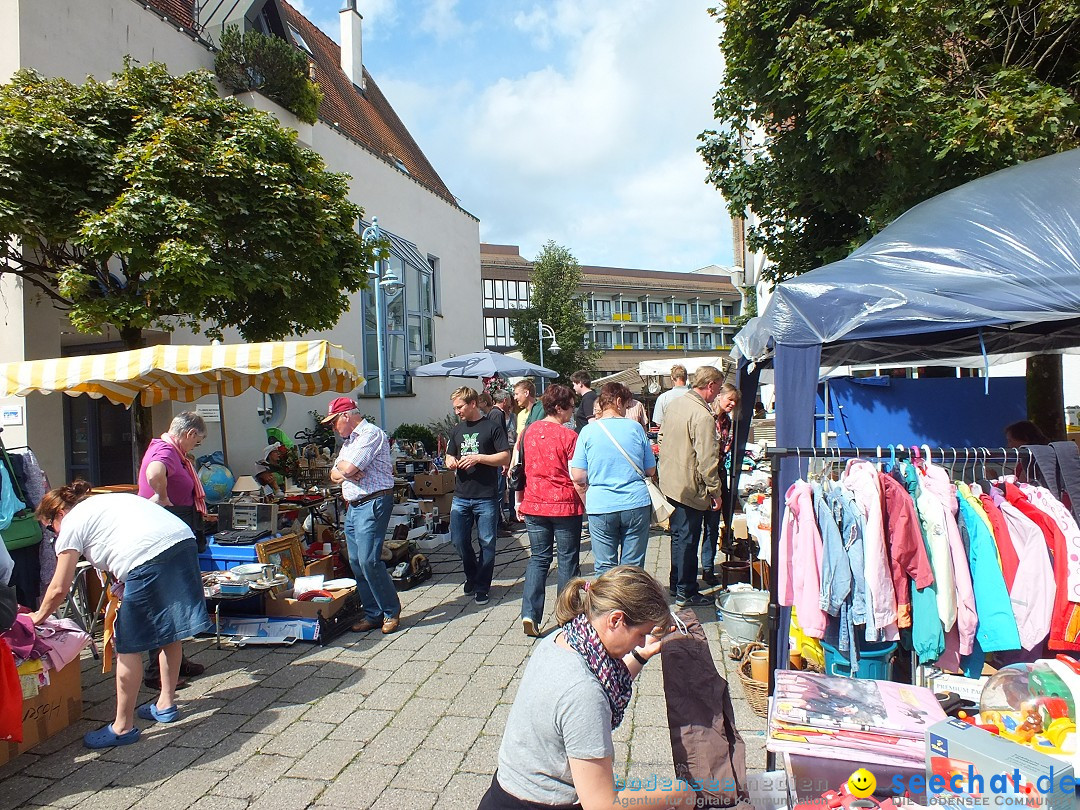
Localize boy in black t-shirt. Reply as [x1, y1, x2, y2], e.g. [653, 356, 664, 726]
[571, 370, 597, 433]
[445, 387, 511, 605]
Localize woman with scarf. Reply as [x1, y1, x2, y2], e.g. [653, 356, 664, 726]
[136, 412, 209, 689]
[479, 566, 692, 810]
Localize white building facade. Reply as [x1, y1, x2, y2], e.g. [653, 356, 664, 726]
[0, 0, 481, 484]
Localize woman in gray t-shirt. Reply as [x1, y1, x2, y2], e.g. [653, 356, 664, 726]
[478, 566, 693, 810]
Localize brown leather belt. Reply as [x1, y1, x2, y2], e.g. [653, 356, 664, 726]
[347, 488, 393, 508]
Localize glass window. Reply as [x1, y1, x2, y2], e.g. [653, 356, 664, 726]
[594, 330, 612, 348]
[428, 255, 441, 315]
[483, 279, 495, 308]
[594, 300, 612, 319]
[494, 280, 506, 308]
[485, 317, 496, 344]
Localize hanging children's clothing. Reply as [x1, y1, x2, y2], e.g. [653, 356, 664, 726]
[778, 481, 826, 638]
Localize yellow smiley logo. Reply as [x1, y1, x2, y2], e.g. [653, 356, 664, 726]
[847, 768, 876, 798]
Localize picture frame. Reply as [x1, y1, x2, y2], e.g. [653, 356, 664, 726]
[255, 534, 304, 582]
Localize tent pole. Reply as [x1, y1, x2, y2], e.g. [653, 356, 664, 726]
[216, 376, 229, 469]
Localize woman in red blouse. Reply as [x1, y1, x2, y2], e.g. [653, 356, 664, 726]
[515, 384, 586, 637]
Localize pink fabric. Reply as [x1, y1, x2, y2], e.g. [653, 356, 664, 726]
[1, 613, 40, 660]
[998, 499, 1057, 649]
[777, 481, 826, 638]
[921, 465, 977, 656]
[35, 617, 90, 671]
[840, 459, 897, 631]
[1019, 483, 1080, 602]
[518, 420, 584, 518]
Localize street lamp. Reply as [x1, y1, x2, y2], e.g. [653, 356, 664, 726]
[537, 319, 560, 393]
[361, 217, 403, 430]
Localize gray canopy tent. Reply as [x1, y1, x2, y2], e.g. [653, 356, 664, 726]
[729, 147, 1080, 686]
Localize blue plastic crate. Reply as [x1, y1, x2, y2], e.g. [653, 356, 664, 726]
[198, 535, 260, 572]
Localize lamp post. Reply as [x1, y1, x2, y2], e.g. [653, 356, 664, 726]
[361, 217, 403, 430]
[536, 319, 560, 393]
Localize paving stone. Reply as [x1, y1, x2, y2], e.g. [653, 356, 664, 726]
[171, 710, 251, 749]
[396, 746, 464, 791]
[188, 797, 248, 810]
[364, 723, 428, 765]
[247, 777, 326, 810]
[127, 768, 226, 810]
[261, 663, 321, 689]
[211, 753, 296, 799]
[280, 675, 345, 704]
[374, 787, 439, 809]
[337, 666, 392, 695]
[433, 771, 495, 810]
[190, 731, 275, 771]
[414, 671, 470, 699]
[386, 657, 440, 684]
[110, 743, 202, 787]
[326, 707, 394, 743]
[284, 738, 363, 780]
[258, 719, 336, 757]
[68, 785, 144, 810]
[315, 760, 398, 808]
[424, 715, 486, 752]
[239, 701, 310, 735]
[217, 685, 287, 717]
[467, 663, 517, 690]
[360, 648, 414, 671]
[458, 733, 500, 775]
[25, 760, 117, 808]
[0, 774, 52, 810]
[360, 681, 415, 712]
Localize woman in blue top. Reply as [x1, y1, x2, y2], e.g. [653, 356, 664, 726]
[570, 383, 655, 574]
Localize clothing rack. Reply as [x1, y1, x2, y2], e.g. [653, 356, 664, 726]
[760, 444, 1033, 769]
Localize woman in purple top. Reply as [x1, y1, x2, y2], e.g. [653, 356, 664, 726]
[136, 412, 208, 688]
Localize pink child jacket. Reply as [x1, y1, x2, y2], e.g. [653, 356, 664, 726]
[778, 481, 826, 638]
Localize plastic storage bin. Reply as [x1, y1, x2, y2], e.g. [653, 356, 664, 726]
[198, 535, 260, 572]
[821, 638, 896, 679]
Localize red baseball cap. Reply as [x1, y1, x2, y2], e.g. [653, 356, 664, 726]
[321, 397, 357, 423]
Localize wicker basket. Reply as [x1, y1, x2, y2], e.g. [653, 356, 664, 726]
[735, 642, 770, 719]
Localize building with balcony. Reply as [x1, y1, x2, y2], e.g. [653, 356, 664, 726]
[481, 244, 742, 376]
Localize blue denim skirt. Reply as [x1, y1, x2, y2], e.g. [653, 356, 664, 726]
[114, 537, 212, 654]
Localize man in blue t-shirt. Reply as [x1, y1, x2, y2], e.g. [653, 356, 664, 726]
[446, 387, 510, 606]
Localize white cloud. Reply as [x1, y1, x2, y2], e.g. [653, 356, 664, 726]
[418, 0, 468, 40]
[376, 1, 733, 270]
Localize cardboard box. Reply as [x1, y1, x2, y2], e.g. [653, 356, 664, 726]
[413, 471, 455, 496]
[0, 659, 82, 766]
[926, 719, 1075, 810]
[304, 555, 335, 578]
[264, 585, 354, 619]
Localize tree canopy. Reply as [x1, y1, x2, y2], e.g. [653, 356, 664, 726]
[509, 241, 598, 381]
[700, 0, 1080, 284]
[0, 61, 372, 346]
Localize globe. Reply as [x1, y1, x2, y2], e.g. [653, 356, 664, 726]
[198, 463, 236, 504]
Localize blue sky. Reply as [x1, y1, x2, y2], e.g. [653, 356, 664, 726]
[294, 0, 733, 272]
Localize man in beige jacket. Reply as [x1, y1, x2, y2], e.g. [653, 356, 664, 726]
[658, 366, 723, 607]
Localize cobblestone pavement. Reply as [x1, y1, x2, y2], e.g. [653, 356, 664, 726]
[0, 526, 767, 809]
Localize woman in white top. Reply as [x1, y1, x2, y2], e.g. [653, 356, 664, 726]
[32, 481, 211, 749]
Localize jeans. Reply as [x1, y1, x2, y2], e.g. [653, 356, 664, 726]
[701, 509, 721, 575]
[588, 505, 652, 575]
[451, 496, 501, 597]
[344, 494, 401, 621]
[668, 500, 706, 599]
[522, 514, 583, 624]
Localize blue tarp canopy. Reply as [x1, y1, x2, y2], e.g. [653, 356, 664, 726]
[729, 147, 1080, 678]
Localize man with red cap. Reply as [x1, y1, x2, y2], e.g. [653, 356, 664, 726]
[324, 397, 401, 633]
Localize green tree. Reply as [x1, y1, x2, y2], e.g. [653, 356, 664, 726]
[0, 61, 373, 349]
[700, 0, 1080, 285]
[215, 25, 323, 125]
[509, 241, 599, 383]
[700, 0, 1080, 436]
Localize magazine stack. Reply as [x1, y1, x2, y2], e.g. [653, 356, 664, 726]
[767, 670, 947, 768]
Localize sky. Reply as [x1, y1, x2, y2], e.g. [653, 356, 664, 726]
[293, 0, 734, 273]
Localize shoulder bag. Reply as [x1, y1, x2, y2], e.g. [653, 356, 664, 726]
[507, 424, 528, 493]
[0, 451, 42, 552]
[594, 420, 674, 524]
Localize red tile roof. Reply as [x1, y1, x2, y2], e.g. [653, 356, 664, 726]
[140, 0, 460, 210]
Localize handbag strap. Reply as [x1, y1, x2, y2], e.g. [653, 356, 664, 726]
[594, 420, 647, 481]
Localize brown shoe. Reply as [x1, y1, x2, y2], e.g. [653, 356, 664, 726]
[381, 614, 400, 634]
[351, 618, 380, 632]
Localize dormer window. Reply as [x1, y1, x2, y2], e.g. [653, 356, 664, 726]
[389, 155, 410, 175]
[288, 24, 311, 54]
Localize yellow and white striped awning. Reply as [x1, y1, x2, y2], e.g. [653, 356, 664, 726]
[0, 340, 362, 407]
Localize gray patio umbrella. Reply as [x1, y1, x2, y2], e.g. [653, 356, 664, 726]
[410, 350, 558, 378]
